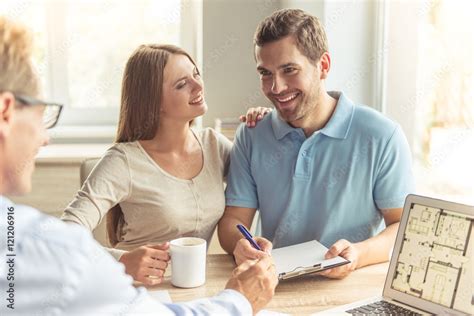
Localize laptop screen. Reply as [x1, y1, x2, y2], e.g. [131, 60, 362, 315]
[390, 202, 473, 314]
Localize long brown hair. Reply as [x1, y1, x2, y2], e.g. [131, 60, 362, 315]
[108, 44, 198, 247]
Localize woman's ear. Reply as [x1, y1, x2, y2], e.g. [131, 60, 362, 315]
[0, 92, 16, 139]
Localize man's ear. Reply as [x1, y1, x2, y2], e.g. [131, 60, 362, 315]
[0, 92, 16, 139]
[319, 52, 331, 80]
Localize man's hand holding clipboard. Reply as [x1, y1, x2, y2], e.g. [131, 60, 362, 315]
[235, 224, 352, 281]
[317, 239, 360, 279]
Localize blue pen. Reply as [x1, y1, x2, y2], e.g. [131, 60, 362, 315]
[236, 224, 262, 251]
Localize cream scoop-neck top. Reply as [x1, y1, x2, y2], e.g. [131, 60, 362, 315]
[62, 128, 232, 258]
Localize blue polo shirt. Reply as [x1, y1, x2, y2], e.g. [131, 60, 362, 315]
[225, 91, 414, 249]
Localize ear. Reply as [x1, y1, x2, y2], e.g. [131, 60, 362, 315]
[319, 52, 331, 80]
[0, 92, 16, 139]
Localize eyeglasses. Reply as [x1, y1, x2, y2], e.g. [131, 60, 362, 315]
[14, 94, 63, 129]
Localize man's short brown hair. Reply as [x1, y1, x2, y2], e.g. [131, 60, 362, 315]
[254, 9, 328, 64]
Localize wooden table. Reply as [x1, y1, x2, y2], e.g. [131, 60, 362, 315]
[149, 254, 389, 315]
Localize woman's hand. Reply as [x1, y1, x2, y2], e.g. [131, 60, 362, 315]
[118, 242, 170, 285]
[239, 107, 273, 127]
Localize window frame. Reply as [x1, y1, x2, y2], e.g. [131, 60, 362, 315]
[40, 0, 203, 139]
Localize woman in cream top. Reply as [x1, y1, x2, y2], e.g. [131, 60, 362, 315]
[62, 128, 231, 254]
[61, 44, 269, 286]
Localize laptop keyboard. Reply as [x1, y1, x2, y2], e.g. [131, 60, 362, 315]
[346, 300, 423, 315]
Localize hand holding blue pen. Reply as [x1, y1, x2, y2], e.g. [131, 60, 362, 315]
[236, 224, 262, 251]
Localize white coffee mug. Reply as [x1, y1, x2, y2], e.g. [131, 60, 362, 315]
[170, 237, 206, 288]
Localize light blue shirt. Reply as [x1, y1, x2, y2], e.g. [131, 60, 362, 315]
[226, 91, 415, 249]
[0, 196, 251, 315]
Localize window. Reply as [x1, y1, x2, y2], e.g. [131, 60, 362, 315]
[414, 0, 473, 203]
[1, 0, 184, 128]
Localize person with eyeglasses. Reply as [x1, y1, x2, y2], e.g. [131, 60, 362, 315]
[10, 94, 63, 129]
[0, 16, 277, 315]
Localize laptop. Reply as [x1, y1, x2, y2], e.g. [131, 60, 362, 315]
[315, 194, 473, 315]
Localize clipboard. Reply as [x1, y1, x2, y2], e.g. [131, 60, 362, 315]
[271, 240, 351, 280]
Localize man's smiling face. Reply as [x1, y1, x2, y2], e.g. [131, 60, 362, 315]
[256, 35, 322, 126]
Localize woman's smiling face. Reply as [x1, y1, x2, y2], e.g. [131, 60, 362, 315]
[160, 54, 207, 123]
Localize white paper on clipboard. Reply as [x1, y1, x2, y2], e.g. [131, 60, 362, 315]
[271, 240, 350, 280]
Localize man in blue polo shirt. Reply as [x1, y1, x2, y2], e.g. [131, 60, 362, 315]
[218, 9, 414, 279]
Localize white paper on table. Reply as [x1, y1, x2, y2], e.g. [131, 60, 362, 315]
[257, 310, 290, 315]
[271, 240, 349, 278]
[147, 290, 172, 303]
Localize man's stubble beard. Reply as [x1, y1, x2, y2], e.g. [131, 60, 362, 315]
[278, 82, 321, 126]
